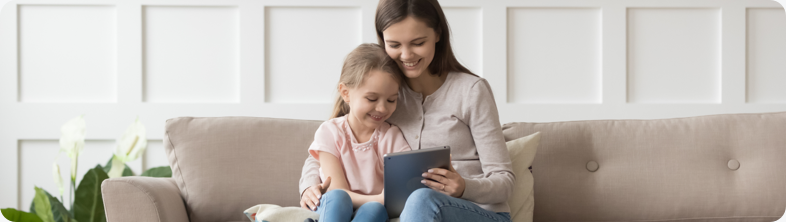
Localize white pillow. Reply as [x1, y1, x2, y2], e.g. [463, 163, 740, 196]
[506, 132, 540, 222]
[243, 204, 318, 222]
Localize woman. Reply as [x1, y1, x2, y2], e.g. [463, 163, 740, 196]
[300, 0, 514, 221]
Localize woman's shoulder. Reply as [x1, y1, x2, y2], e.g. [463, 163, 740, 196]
[445, 72, 491, 96]
[446, 72, 488, 93]
[448, 71, 485, 85]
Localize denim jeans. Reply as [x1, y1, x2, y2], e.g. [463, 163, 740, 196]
[315, 189, 388, 222]
[398, 188, 511, 222]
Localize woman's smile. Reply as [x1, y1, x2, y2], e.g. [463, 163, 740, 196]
[402, 58, 421, 69]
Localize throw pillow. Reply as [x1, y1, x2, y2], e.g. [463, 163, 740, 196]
[506, 132, 540, 222]
[243, 204, 319, 222]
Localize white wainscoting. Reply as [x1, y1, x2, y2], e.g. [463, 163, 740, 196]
[0, 0, 784, 211]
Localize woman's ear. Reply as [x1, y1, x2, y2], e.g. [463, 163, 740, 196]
[338, 83, 350, 103]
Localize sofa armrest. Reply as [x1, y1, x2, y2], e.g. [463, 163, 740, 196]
[101, 177, 189, 222]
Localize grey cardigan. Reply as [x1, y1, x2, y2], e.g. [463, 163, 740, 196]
[300, 72, 515, 213]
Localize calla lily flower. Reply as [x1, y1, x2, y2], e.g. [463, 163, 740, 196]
[108, 118, 147, 178]
[52, 161, 64, 197]
[59, 115, 85, 180]
[115, 118, 147, 162]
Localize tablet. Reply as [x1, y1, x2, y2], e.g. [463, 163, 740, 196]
[383, 146, 451, 218]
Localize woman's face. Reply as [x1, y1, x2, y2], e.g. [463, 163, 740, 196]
[382, 16, 439, 79]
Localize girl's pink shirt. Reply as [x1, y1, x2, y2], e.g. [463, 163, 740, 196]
[308, 115, 411, 195]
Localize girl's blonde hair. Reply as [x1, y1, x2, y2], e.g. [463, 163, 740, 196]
[331, 43, 404, 119]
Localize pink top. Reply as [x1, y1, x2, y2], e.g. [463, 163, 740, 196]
[308, 115, 411, 195]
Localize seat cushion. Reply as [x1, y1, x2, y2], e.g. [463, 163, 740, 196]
[164, 117, 321, 222]
[502, 112, 786, 222]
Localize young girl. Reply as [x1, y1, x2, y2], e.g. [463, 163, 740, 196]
[307, 43, 411, 222]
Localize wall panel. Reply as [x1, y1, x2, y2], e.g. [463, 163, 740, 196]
[444, 7, 483, 76]
[747, 8, 786, 103]
[265, 7, 361, 104]
[507, 8, 602, 104]
[627, 8, 721, 104]
[18, 5, 116, 103]
[143, 6, 239, 103]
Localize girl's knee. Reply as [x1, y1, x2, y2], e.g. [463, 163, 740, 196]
[322, 189, 353, 210]
[324, 189, 351, 202]
[359, 201, 386, 212]
[355, 202, 388, 222]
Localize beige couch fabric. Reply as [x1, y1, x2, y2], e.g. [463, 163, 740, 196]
[164, 117, 322, 222]
[102, 113, 786, 222]
[101, 177, 188, 222]
[502, 112, 786, 222]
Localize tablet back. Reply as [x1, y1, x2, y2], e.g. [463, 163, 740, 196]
[383, 146, 451, 218]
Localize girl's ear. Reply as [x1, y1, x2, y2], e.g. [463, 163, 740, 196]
[338, 83, 350, 103]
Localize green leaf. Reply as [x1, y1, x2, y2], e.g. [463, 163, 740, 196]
[30, 189, 73, 222]
[2, 208, 43, 222]
[73, 165, 108, 222]
[140, 166, 172, 178]
[33, 187, 54, 222]
[102, 157, 134, 177]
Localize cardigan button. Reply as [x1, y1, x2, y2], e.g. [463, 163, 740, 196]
[586, 161, 599, 172]
[728, 159, 740, 170]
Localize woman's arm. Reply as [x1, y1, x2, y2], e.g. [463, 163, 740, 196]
[319, 151, 384, 208]
[300, 155, 328, 210]
[459, 79, 515, 204]
[299, 155, 321, 196]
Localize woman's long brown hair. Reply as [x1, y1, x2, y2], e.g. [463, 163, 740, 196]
[375, 0, 476, 77]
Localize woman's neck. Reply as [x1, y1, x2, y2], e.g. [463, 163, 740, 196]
[346, 114, 374, 143]
[406, 71, 449, 99]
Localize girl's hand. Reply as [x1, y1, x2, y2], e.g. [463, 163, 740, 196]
[421, 156, 465, 197]
[300, 176, 331, 211]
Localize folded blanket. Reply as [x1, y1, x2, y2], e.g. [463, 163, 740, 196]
[243, 204, 319, 222]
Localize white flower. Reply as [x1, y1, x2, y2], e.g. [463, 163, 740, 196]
[107, 154, 125, 178]
[114, 118, 147, 163]
[52, 161, 64, 196]
[108, 118, 147, 178]
[59, 115, 85, 180]
[59, 116, 85, 158]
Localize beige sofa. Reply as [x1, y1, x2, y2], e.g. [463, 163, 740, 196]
[101, 112, 786, 222]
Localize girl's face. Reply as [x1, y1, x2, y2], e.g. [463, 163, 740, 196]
[382, 16, 439, 79]
[340, 69, 399, 132]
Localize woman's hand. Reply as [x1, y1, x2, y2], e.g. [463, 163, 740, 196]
[421, 156, 465, 197]
[300, 176, 331, 211]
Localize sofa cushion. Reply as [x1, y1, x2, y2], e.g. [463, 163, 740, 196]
[502, 112, 786, 222]
[506, 132, 539, 222]
[164, 117, 322, 222]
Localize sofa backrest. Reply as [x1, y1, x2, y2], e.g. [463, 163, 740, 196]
[502, 112, 786, 222]
[164, 117, 321, 222]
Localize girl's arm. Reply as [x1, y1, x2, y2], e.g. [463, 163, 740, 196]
[319, 151, 384, 208]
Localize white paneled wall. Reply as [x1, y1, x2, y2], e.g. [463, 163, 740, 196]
[143, 6, 240, 103]
[0, 0, 784, 211]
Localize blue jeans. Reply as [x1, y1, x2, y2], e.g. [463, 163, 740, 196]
[315, 189, 388, 222]
[399, 188, 511, 222]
